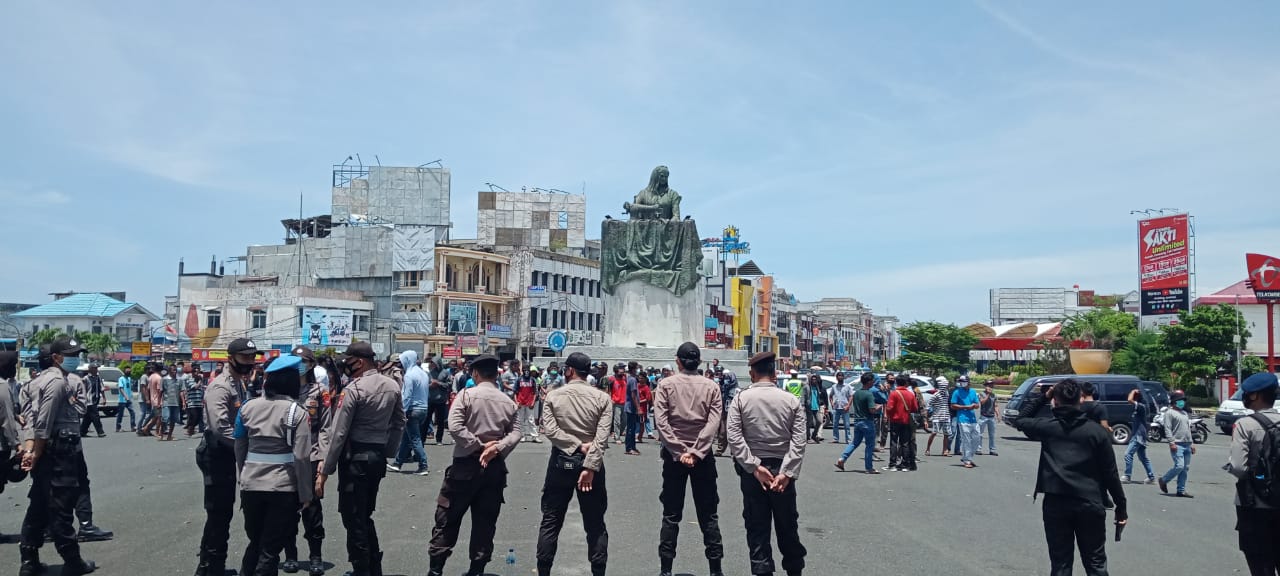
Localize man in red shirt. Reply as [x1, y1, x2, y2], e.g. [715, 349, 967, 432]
[609, 364, 628, 444]
[884, 374, 920, 472]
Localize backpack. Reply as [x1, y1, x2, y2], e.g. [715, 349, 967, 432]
[1244, 413, 1280, 507]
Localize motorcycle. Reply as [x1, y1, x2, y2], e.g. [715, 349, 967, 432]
[1148, 406, 1209, 445]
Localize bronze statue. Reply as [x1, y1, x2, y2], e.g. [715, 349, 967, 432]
[623, 165, 682, 220]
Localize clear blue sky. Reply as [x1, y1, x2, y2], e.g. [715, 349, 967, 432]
[2, 1, 1277, 324]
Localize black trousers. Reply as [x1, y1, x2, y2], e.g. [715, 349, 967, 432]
[338, 447, 387, 576]
[1042, 494, 1109, 576]
[536, 456, 608, 572]
[888, 422, 916, 470]
[1237, 506, 1280, 576]
[658, 448, 723, 567]
[75, 455, 93, 525]
[428, 402, 449, 444]
[21, 441, 84, 558]
[736, 459, 806, 575]
[286, 460, 325, 561]
[429, 456, 509, 571]
[199, 465, 238, 570]
[805, 410, 822, 441]
[241, 491, 301, 576]
[79, 405, 104, 436]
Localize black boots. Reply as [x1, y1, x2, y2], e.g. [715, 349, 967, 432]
[55, 544, 96, 575]
[308, 555, 325, 576]
[19, 545, 46, 576]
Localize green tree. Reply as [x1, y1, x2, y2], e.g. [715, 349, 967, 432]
[1111, 330, 1169, 381]
[1162, 304, 1250, 391]
[1061, 308, 1137, 350]
[1031, 337, 1072, 375]
[898, 322, 978, 376]
[84, 333, 120, 361]
[1241, 355, 1269, 379]
[29, 328, 66, 347]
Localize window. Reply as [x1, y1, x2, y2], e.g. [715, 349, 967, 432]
[206, 310, 221, 329]
[1100, 381, 1139, 403]
[530, 307, 538, 328]
[531, 271, 539, 286]
[540, 308, 548, 328]
[570, 312, 577, 330]
[66, 325, 75, 334]
[571, 278, 578, 295]
[251, 310, 267, 329]
[395, 270, 424, 289]
[541, 272, 549, 287]
[560, 310, 567, 328]
[354, 315, 369, 332]
[91, 325, 102, 334]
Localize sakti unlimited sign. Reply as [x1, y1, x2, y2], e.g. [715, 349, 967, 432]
[1138, 214, 1190, 315]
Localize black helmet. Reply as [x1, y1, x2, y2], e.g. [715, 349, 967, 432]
[613, 362, 627, 371]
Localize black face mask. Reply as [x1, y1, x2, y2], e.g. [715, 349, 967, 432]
[230, 360, 255, 376]
[342, 359, 361, 377]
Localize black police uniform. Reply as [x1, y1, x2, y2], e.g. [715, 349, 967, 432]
[20, 357, 97, 576]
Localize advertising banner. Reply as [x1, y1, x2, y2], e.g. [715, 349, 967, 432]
[447, 302, 480, 334]
[193, 348, 281, 362]
[1138, 214, 1190, 316]
[527, 286, 547, 299]
[455, 335, 481, 355]
[1247, 253, 1280, 300]
[131, 342, 152, 356]
[486, 324, 513, 339]
[441, 346, 461, 359]
[301, 308, 354, 347]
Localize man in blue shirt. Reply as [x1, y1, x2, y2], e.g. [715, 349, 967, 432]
[950, 375, 981, 468]
[389, 350, 431, 475]
[115, 370, 137, 432]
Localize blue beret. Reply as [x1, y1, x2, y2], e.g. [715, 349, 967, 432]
[1243, 372, 1279, 394]
[266, 354, 305, 374]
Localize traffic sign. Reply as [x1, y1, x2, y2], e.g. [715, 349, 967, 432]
[547, 330, 567, 352]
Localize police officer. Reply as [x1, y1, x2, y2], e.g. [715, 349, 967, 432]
[0, 351, 21, 536]
[536, 352, 611, 576]
[64, 366, 113, 543]
[427, 353, 521, 576]
[195, 338, 262, 576]
[1227, 372, 1280, 575]
[235, 354, 315, 576]
[315, 342, 405, 576]
[726, 351, 808, 576]
[284, 346, 329, 576]
[19, 338, 97, 575]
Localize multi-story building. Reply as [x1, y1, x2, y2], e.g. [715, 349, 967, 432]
[989, 287, 1095, 325]
[387, 245, 518, 359]
[12, 292, 158, 344]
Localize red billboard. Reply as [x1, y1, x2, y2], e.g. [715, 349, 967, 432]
[1138, 214, 1190, 315]
[1247, 253, 1280, 301]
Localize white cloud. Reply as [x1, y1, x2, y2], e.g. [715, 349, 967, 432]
[0, 186, 71, 207]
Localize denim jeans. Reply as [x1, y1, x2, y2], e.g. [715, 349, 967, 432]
[957, 422, 979, 463]
[841, 420, 878, 471]
[115, 402, 136, 430]
[977, 416, 998, 454]
[625, 412, 641, 452]
[831, 409, 850, 443]
[395, 409, 429, 469]
[1124, 433, 1154, 479]
[1161, 442, 1192, 493]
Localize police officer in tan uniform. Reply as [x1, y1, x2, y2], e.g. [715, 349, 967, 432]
[235, 354, 315, 576]
[19, 338, 97, 575]
[64, 367, 112, 543]
[316, 342, 405, 576]
[726, 351, 808, 576]
[195, 338, 262, 576]
[283, 346, 329, 576]
[427, 354, 521, 576]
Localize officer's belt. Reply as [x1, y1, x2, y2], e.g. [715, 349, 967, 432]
[245, 452, 293, 465]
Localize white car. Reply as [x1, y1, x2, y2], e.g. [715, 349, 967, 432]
[74, 365, 125, 417]
[1216, 388, 1280, 435]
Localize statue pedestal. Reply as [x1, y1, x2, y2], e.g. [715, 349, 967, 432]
[603, 278, 704, 348]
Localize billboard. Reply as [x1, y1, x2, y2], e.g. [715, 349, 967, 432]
[1138, 214, 1190, 317]
[486, 324, 513, 339]
[1247, 253, 1280, 300]
[447, 302, 479, 335]
[301, 308, 354, 347]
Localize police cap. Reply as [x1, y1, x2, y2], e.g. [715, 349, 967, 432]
[291, 345, 315, 362]
[470, 353, 499, 371]
[267, 354, 306, 374]
[748, 351, 776, 368]
[227, 338, 262, 356]
[49, 336, 86, 357]
[344, 341, 377, 360]
[1242, 372, 1279, 394]
[564, 352, 591, 374]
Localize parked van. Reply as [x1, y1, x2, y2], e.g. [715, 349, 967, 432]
[1002, 374, 1164, 445]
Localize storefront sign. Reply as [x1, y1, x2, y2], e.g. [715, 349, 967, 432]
[130, 342, 152, 356]
[486, 324, 513, 339]
[455, 335, 481, 356]
[192, 348, 281, 362]
[441, 346, 461, 359]
[527, 286, 547, 299]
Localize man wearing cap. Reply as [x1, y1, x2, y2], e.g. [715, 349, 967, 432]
[315, 341, 406, 576]
[426, 353, 521, 576]
[61, 365, 113, 544]
[727, 351, 808, 576]
[536, 351, 612, 576]
[1227, 372, 1280, 574]
[235, 354, 314, 576]
[193, 338, 261, 576]
[653, 342, 725, 576]
[78, 365, 106, 438]
[18, 338, 98, 575]
[283, 346, 330, 576]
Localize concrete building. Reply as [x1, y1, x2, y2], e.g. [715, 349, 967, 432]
[989, 287, 1098, 325]
[388, 244, 518, 359]
[12, 292, 159, 343]
[477, 191, 586, 251]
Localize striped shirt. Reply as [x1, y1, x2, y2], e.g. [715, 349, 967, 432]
[185, 380, 206, 409]
[929, 389, 951, 421]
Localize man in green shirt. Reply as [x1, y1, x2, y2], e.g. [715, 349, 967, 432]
[835, 372, 882, 474]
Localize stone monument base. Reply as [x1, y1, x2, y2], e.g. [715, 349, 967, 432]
[551, 345, 750, 376]
[603, 278, 704, 348]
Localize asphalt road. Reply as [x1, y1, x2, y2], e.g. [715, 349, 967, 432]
[0, 424, 1247, 576]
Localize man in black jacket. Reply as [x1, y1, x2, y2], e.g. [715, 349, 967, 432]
[1013, 378, 1127, 576]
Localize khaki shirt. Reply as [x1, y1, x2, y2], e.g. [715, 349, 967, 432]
[234, 395, 314, 503]
[727, 380, 807, 479]
[448, 380, 521, 459]
[320, 369, 406, 475]
[301, 382, 330, 462]
[67, 373, 88, 417]
[205, 372, 249, 450]
[0, 377, 19, 449]
[1228, 408, 1280, 508]
[29, 369, 81, 441]
[542, 378, 612, 471]
[18, 376, 41, 442]
[653, 371, 722, 460]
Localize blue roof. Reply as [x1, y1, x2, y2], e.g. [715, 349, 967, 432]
[12, 293, 157, 319]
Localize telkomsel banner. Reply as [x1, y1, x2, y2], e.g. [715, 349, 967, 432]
[1138, 214, 1190, 316]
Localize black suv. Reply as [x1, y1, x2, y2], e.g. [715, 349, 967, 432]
[1002, 374, 1166, 445]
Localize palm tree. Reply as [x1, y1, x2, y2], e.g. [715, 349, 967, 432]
[29, 327, 66, 348]
[86, 333, 120, 362]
